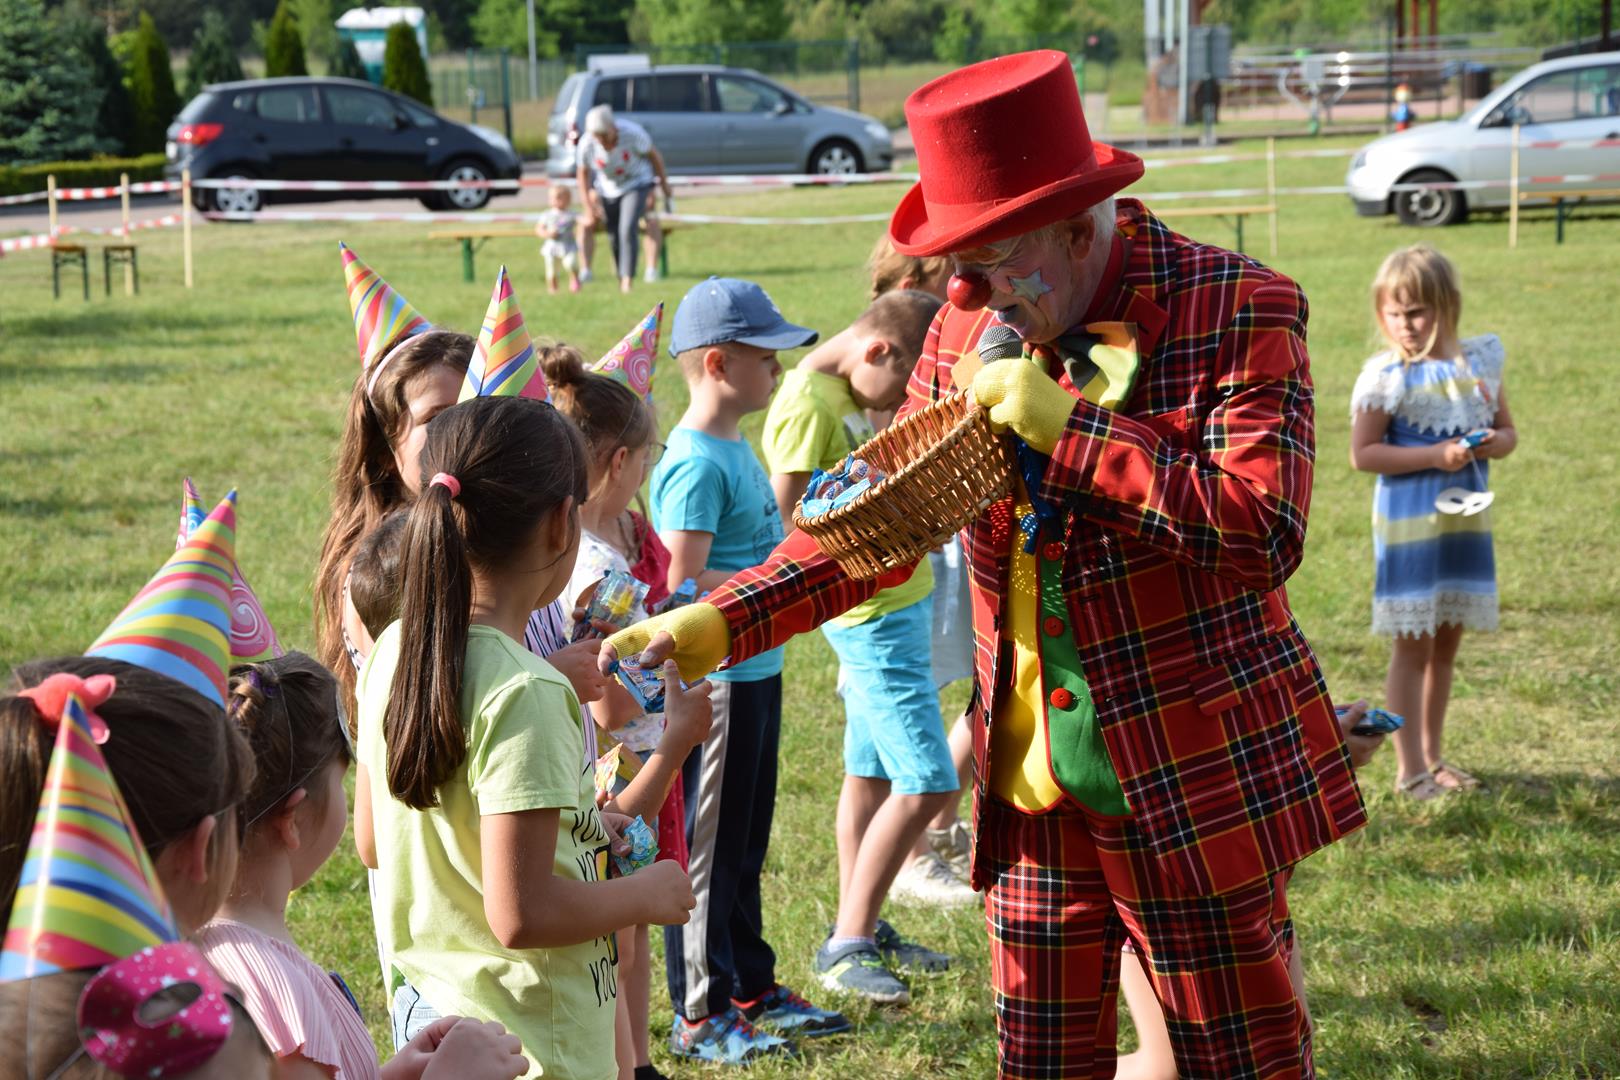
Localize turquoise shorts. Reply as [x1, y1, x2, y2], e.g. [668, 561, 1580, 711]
[823, 596, 957, 795]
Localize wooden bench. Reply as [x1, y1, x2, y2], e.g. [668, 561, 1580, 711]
[1153, 203, 1276, 253]
[432, 220, 681, 284]
[51, 242, 89, 301]
[103, 243, 139, 296]
[1517, 188, 1620, 244]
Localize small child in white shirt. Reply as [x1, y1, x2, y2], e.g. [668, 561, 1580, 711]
[536, 185, 581, 294]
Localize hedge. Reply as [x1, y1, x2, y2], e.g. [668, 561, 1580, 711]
[0, 154, 168, 198]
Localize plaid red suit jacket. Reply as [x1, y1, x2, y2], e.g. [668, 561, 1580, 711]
[706, 200, 1367, 897]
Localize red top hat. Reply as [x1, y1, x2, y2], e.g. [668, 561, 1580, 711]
[890, 51, 1144, 257]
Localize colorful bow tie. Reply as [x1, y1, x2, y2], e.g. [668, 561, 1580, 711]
[1031, 322, 1141, 411]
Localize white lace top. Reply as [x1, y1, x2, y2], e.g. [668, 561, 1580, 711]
[1350, 334, 1505, 436]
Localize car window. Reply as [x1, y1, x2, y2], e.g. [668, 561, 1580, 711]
[1574, 64, 1620, 117]
[554, 73, 585, 116]
[398, 99, 438, 126]
[715, 76, 786, 114]
[230, 91, 254, 113]
[256, 86, 318, 123]
[326, 86, 400, 127]
[592, 77, 628, 111]
[634, 74, 706, 112]
[177, 92, 217, 123]
[1512, 70, 1590, 125]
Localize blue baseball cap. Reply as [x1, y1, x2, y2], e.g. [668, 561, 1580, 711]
[669, 277, 819, 357]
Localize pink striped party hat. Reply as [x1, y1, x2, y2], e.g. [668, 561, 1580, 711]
[87, 492, 237, 708]
[460, 265, 548, 401]
[1, 684, 176, 979]
[177, 481, 281, 664]
[591, 303, 661, 402]
[341, 242, 431, 394]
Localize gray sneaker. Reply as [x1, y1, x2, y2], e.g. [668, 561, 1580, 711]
[874, 919, 951, 974]
[926, 821, 972, 879]
[814, 937, 910, 1005]
[889, 851, 977, 908]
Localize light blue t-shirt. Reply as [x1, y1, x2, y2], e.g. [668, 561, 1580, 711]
[651, 426, 785, 682]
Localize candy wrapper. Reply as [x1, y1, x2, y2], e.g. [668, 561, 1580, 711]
[799, 455, 885, 520]
[612, 815, 659, 877]
[612, 655, 687, 714]
[593, 737, 646, 798]
[658, 577, 699, 614]
[572, 569, 650, 642]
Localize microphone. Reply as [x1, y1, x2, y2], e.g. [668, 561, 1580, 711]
[976, 324, 1024, 363]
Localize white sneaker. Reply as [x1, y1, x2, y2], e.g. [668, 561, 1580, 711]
[926, 822, 972, 880]
[888, 852, 977, 908]
[644, 265, 660, 283]
[578, 267, 594, 284]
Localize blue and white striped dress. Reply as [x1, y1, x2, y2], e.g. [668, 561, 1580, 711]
[1351, 335, 1504, 637]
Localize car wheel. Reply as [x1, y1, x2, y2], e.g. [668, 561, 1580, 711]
[1394, 168, 1466, 227]
[440, 159, 492, 211]
[809, 139, 863, 175]
[205, 171, 262, 216]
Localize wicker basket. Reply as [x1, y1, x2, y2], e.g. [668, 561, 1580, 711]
[792, 389, 1013, 580]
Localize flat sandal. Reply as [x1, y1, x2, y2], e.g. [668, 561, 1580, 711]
[1430, 759, 1481, 791]
[1396, 771, 1447, 801]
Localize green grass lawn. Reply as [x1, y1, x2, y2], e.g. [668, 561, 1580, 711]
[3, 137, 1617, 1078]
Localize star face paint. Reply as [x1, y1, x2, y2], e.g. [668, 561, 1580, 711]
[1008, 269, 1053, 304]
[953, 231, 1080, 345]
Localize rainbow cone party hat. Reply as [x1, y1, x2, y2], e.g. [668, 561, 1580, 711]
[460, 265, 549, 402]
[177, 481, 282, 664]
[341, 242, 431, 392]
[591, 303, 661, 402]
[0, 688, 176, 979]
[87, 491, 237, 708]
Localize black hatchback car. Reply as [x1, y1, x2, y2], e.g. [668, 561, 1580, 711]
[165, 77, 523, 212]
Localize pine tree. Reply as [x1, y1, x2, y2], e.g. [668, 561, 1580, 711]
[0, 0, 105, 163]
[63, 16, 134, 156]
[264, 1, 309, 77]
[185, 10, 245, 98]
[126, 11, 181, 155]
[381, 21, 432, 106]
[328, 32, 368, 81]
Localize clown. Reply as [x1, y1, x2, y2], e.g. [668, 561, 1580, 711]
[602, 52, 1366, 1078]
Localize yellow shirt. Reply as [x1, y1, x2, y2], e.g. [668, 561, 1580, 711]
[989, 501, 1066, 811]
[358, 624, 616, 1080]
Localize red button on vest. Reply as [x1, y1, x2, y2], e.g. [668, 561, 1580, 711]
[1042, 615, 1064, 637]
[1042, 542, 1064, 562]
[1049, 688, 1075, 709]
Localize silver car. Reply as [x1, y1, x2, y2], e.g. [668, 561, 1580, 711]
[546, 63, 894, 178]
[1345, 50, 1620, 226]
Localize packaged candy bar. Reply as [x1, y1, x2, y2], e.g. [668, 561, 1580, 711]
[571, 569, 650, 642]
[612, 815, 659, 877]
[658, 577, 699, 614]
[612, 655, 687, 714]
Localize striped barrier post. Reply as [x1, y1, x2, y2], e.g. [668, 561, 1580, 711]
[183, 167, 194, 289]
[1267, 136, 1280, 258]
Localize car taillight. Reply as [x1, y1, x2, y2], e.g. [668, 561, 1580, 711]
[177, 123, 223, 147]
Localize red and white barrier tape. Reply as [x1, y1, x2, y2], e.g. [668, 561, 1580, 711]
[1522, 136, 1620, 151]
[1143, 147, 1356, 169]
[191, 171, 919, 192]
[57, 213, 183, 238]
[0, 190, 51, 207]
[0, 232, 55, 254]
[203, 209, 890, 226]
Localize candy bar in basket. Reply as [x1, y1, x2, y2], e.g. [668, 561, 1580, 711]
[792, 389, 1014, 580]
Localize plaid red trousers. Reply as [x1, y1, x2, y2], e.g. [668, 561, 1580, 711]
[982, 796, 1312, 1080]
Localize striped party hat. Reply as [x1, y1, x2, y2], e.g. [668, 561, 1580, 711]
[341, 242, 432, 394]
[591, 303, 661, 402]
[176, 477, 206, 549]
[177, 481, 282, 664]
[0, 685, 177, 980]
[87, 492, 237, 708]
[460, 265, 548, 402]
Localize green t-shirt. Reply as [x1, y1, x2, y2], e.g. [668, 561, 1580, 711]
[357, 623, 616, 1080]
[762, 366, 932, 627]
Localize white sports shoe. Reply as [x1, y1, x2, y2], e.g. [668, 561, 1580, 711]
[888, 852, 977, 908]
[644, 265, 660, 283]
[578, 267, 594, 283]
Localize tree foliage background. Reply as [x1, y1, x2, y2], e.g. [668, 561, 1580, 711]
[382, 20, 433, 104]
[0, 0, 106, 163]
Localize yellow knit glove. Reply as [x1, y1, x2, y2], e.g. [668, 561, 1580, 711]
[970, 358, 1076, 455]
[605, 602, 732, 683]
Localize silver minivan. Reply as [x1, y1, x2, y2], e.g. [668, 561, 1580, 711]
[1345, 50, 1620, 226]
[546, 62, 894, 178]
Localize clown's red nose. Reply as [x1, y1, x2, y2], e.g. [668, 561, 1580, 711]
[947, 272, 992, 311]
